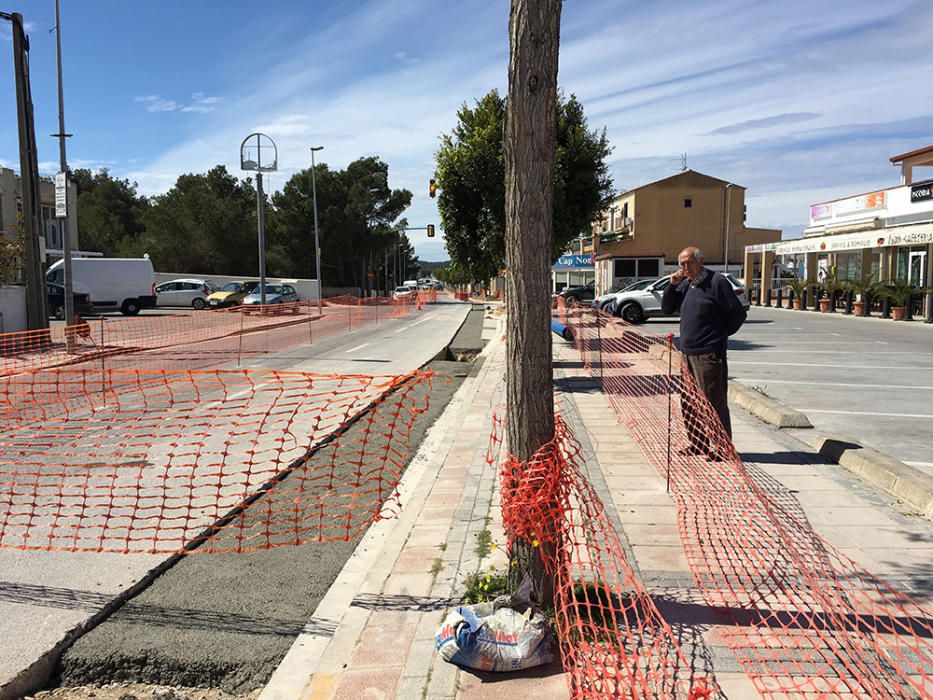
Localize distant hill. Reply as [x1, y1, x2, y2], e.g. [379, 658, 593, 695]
[418, 260, 451, 274]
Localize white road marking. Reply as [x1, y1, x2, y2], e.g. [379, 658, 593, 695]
[735, 341, 865, 345]
[394, 325, 412, 334]
[738, 333, 842, 337]
[905, 461, 933, 468]
[410, 316, 431, 327]
[731, 361, 933, 370]
[735, 378, 933, 390]
[347, 343, 369, 353]
[796, 408, 933, 418]
[736, 350, 932, 355]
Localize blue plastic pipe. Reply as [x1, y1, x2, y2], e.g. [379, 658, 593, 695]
[551, 319, 573, 341]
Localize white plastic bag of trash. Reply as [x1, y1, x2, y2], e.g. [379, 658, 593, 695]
[435, 595, 554, 672]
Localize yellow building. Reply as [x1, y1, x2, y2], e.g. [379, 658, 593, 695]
[592, 170, 781, 294]
[0, 167, 79, 262]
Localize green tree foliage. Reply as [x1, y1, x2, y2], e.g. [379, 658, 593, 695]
[72, 169, 149, 255]
[131, 165, 259, 275]
[270, 156, 413, 287]
[435, 89, 613, 282]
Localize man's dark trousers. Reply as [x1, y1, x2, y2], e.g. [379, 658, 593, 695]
[681, 350, 731, 452]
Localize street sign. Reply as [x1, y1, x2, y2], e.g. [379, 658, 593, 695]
[55, 172, 67, 218]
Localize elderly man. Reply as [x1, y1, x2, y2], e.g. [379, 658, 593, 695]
[661, 246, 746, 458]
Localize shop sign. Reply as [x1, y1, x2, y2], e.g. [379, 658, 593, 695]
[833, 190, 886, 216]
[748, 226, 933, 256]
[809, 203, 832, 221]
[552, 254, 593, 269]
[885, 229, 933, 246]
[910, 181, 933, 203]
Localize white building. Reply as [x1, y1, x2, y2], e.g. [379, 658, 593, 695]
[744, 145, 933, 318]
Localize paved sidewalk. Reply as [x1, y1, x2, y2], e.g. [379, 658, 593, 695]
[264, 322, 933, 699]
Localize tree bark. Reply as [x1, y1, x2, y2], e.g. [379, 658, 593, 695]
[504, 0, 561, 606]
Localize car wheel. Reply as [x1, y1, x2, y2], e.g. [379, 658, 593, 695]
[619, 302, 645, 324]
[120, 299, 141, 316]
[565, 295, 579, 307]
[54, 305, 65, 321]
[192, 298, 206, 310]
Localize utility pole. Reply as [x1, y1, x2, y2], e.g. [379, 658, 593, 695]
[4, 11, 48, 332]
[52, 0, 75, 332]
[723, 183, 733, 274]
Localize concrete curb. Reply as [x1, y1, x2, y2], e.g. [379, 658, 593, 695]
[800, 433, 933, 520]
[729, 382, 813, 429]
[646, 342, 813, 430]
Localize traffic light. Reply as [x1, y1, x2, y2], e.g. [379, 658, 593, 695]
[427, 224, 435, 238]
[429, 178, 437, 198]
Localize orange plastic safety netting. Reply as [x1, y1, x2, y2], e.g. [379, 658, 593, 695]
[555, 304, 933, 698]
[0, 367, 431, 553]
[490, 412, 713, 698]
[0, 293, 435, 378]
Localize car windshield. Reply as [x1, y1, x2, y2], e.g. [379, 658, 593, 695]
[394, 287, 410, 292]
[724, 273, 743, 288]
[222, 282, 243, 292]
[257, 285, 283, 295]
[623, 279, 655, 292]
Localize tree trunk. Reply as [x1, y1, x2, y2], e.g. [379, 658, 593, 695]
[504, 0, 561, 607]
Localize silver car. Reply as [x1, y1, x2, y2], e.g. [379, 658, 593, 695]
[240, 284, 300, 313]
[155, 278, 218, 310]
[594, 273, 749, 324]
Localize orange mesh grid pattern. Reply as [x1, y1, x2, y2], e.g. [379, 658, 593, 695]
[491, 412, 708, 698]
[555, 303, 933, 698]
[0, 293, 436, 378]
[0, 367, 431, 553]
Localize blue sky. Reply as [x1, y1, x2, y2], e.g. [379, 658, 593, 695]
[2, 0, 932, 262]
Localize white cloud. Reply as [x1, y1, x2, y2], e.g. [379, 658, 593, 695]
[135, 93, 221, 114]
[135, 95, 179, 113]
[117, 0, 933, 259]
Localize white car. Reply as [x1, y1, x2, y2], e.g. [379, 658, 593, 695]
[155, 278, 217, 310]
[393, 285, 414, 299]
[593, 273, 749, 324]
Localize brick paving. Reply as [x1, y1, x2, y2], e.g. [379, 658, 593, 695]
[265, 319, 933, 700]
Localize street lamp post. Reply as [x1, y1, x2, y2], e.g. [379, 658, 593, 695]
[310, 146, 324, 315]
[240, 133, 277, 306]
[723, 183, 733, 274]
[52, 0, 75, 333]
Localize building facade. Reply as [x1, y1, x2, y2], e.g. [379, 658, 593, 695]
[591, 170, 781, 294]
[551, 234, 595, 293]
[743, 145, 933, 317]
[0, 167, 79, 263]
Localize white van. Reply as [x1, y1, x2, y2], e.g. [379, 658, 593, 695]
[46, 257, 157, 315]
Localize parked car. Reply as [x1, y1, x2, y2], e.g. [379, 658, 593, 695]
[393, 285, 414, 299]
[207, 281, 260, 308]
[241, 284, 300, 312]
[47, 282, 93, 320]
[597, 273, 749, 324]
[558, 281, 595, 306]
[46, 257, 156, 316]
[155, 278, 217, 310]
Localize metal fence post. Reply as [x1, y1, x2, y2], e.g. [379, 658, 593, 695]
[666, 332, 674, 494]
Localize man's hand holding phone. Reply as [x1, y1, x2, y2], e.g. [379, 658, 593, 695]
[670, 270, 686, 285]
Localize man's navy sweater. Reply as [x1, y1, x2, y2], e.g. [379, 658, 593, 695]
[661, 270, 746, 355]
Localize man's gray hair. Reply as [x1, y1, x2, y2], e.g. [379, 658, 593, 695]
[693, 248, 704, 261]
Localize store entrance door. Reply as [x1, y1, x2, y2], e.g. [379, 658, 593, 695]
[908, 250, 927, 286]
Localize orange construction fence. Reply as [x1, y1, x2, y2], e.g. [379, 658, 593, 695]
[0, 293, 438, 378]
[530, 302, 933, 698]
[0, 367, 432, 553]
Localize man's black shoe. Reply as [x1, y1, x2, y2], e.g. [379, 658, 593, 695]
[706, 449, 728, 462]
[677, 445, 707, 457]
